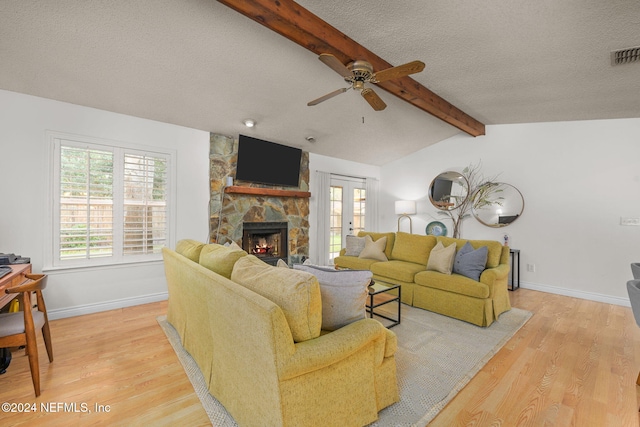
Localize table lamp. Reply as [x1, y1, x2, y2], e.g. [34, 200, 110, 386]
[395, 200, 416, 233]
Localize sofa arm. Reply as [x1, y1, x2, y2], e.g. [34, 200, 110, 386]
[339, 248, 346, 256]
[480, 264, 510, 293]
[278, 318, 391, 381]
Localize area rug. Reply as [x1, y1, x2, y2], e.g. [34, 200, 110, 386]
[157, 305, 531, 426]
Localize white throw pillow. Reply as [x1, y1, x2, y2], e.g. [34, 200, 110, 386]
[293, 264, 372, 331]
[426, 241, 456, 274]
[358, 235, 388, 262]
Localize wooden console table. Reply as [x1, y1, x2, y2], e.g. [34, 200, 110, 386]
[0, 264, 32, 309]
[509, 249, 520, 291]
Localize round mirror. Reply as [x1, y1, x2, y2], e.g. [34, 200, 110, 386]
[428, 171, 470, 211]
[472, 182, 524, 227]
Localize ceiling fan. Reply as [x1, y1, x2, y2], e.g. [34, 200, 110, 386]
[307, 53, 425, 111]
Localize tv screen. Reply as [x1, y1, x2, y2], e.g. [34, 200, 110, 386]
[431, 178, 453, 202]
[235, 135, 302, 187]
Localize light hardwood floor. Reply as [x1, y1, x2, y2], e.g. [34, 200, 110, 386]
[0, 289, 638, 426]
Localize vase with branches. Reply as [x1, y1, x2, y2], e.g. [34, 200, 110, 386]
[437, 161, 502, 238]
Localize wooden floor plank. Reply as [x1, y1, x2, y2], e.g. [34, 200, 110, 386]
[1, 289, 639, 426]
[430, 289, 640, 427]
[0, 300, 210, 426]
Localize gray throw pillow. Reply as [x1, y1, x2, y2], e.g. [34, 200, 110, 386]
[344, 235, 366, 256]
[293, 264, 371, 331]
[453, 241, 488, 281]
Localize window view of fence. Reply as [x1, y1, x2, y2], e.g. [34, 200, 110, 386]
[123, 153, 167, 255]
[58, 144, 167, 262]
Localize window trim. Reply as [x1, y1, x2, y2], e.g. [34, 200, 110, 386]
[45, 131, 176, 270]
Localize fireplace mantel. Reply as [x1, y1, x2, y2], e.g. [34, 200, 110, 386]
[224, 186, 311, 198]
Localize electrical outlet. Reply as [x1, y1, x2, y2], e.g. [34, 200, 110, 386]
[527, 263, 536, 273]
[620, 217, 640, 226]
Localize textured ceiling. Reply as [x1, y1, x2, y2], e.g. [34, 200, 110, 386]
[1, 1, 638, 165]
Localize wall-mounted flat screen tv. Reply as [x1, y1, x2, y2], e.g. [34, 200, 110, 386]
[235, 135, 302, 187]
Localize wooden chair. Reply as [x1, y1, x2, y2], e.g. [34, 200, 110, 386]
[0, 274, 53, 396]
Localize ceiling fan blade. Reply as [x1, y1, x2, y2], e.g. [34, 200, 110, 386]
[361, 88, 387, 111]
[371, 60, 425, 83]
[307, 87, 349, 106]
[319, 53, 352, 79]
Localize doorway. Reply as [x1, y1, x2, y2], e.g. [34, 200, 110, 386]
[329, 176, 366, 261]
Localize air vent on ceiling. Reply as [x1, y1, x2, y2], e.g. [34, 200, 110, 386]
[611, 46, 640, 65]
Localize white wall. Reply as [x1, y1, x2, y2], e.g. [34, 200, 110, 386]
[380, 118, 640, 305]
[0, 90, 210, 318]
[308, 153, 381, 263]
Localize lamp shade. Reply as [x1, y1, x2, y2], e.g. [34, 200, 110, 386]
[395, 200, 416, 215]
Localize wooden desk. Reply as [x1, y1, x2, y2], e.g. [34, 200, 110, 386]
[0, 264, 31, 309]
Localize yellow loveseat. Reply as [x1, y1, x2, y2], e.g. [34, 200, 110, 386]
[163, 240, 399, 427]
[334, 232, 511, 327]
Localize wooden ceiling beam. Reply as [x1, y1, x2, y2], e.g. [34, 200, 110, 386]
[217, 0, 485, 137]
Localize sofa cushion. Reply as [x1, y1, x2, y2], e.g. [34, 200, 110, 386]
[436, 236, 503, 268]
[414, 270, 490, 299]
[426, 241, 456, 274]
[359, 235, 388, 262]
[293, 264, 371, 331]
[453, 242, 488, 281]
[334, 255, 381, 271]
[371, 260, 426, 283]
[231, 255, 322, 343]
[344, 235, 366, 256]
[224, 241, 243, 251]
[175, 239, 205, 263]
[199, 243, 247, 279]
[357, 231, 395, 260]
[390, 232, 437, 265]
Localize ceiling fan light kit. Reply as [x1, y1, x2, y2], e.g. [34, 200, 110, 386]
[308, 53, 425, 112]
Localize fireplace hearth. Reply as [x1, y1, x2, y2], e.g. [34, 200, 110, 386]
[242, 222, 288, 266]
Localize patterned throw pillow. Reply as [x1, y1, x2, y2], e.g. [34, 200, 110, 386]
[175, 239, 205, 263]
[199, 244, 247, 279]
[344, 235, 366, 256]
[231, 256, 322, 342]
[294, 264, 371, 331]
[453, 241, 488, 281]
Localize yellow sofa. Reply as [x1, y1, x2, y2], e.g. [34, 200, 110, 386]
[163, 240, 399, 427]
[334, 232, 511, 327]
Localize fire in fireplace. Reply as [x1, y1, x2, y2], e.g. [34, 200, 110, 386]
[242, 222, 288, 266]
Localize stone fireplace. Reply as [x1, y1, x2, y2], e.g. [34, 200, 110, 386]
[242, 221, 288, 265]
[209, 134, 310, 264]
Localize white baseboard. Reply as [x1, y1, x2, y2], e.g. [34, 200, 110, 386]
[45, 282, 630, 321]
[47, 292, 169, 320]
[519, 281, 630, 307]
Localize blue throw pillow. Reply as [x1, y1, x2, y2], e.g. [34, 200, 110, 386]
[453, 242, 488, 281]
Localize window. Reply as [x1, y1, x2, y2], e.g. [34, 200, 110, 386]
[49, 134, 174, 268]
[329, 185, 343, 260]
